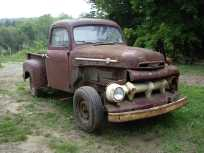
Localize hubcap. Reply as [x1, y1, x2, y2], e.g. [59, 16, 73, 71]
[79, 101, 89, 121]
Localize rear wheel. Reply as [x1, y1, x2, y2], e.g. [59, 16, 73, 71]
[29, 77, 40, 97]
[73, 86, 106, 132]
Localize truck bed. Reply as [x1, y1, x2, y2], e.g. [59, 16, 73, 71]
[27, 53, 47, 60]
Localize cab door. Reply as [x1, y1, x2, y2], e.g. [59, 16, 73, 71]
[46, 27, 71, 91]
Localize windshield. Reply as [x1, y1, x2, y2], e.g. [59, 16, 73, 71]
[74, 25, 123, 44]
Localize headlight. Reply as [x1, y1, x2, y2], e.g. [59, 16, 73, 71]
[106, 83, 125, 102]
[114, 87, 125, 101]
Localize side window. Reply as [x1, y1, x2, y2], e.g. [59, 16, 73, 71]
[51, 28, 69, 47]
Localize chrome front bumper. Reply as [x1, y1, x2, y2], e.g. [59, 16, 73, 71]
[108, 97, 187, 123]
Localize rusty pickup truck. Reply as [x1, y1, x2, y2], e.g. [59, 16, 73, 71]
[23, 19, 187, 132]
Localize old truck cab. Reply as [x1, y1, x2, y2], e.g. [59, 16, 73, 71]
[23, 19, 187, 132]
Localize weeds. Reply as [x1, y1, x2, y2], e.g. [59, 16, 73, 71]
[0, 116, 31, 143]
[49, 138, 79, 153]
[0, 61, 204, 152]
[179, 64, 204, 76]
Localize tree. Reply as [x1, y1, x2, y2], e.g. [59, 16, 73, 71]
[90, 0, 136, 27]
[0, 14, 72, 54]
[0, 27, 23, 53]
[91, 0, 204, 62]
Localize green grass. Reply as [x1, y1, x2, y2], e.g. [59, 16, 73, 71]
[0, 59, 204, 152]
[178, 64, 204, 76]
[15, 82, 74, 129]
[0, 116, 31, 143]
[160, 84, 204, 152]
[11, 82, 204, 153]
[49, 139, 79, 153]
[2, 70, 203, 152]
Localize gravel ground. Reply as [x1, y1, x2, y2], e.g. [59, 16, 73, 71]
[179, 75, 204, 86]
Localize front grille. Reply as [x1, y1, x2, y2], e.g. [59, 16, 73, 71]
[139, 61, 165, 70]
[128, 65, 179, 82]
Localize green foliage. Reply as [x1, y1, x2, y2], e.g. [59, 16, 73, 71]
[90, 0, 136, 27]
[0, 14, 72, 56]
[0, 26, 22, 53]
[130, 0, 203, 62]
[0, 48, 47, 63]
[91, 0, 204, 62]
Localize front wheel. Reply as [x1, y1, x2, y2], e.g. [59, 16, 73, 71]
[73, 86, 106, 132]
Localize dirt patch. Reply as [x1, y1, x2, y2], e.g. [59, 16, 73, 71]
[0, 63, 22, 78]
[180, 75, 204, 86]
[0, 94, 27, 115]
[126, 133, 162, 153]
[0, 136, 53, 153]
[0, 63, 62, 153]
[0, 63, 25, 116]
[0, 63, 22, 90]
[18, 136, 53, 153]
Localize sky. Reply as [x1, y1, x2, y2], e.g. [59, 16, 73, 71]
[0, 0, 91, 19]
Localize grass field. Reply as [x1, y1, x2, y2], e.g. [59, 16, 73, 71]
[0, 61, 204, 152]
[179, 64, 204, 76]
[1, 80, 204, 153]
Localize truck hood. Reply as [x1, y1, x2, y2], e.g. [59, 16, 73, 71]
[72, 44, 165, 69]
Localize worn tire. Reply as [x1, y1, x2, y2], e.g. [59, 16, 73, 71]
[73, 86, 106, 132]
[29, 77, 40, 97]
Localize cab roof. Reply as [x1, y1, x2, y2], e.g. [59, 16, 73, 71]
[52, 18, 120, 29]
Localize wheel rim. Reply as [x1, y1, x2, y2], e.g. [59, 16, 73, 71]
[78, 100, 89, 122]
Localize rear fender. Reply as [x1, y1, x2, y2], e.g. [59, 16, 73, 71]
[23, 59, 47, 89]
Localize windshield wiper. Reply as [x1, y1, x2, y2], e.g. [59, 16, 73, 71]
[94, 42, 119, 46]
[76, 41, 122, 46]
[76, 41, 95, 44]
